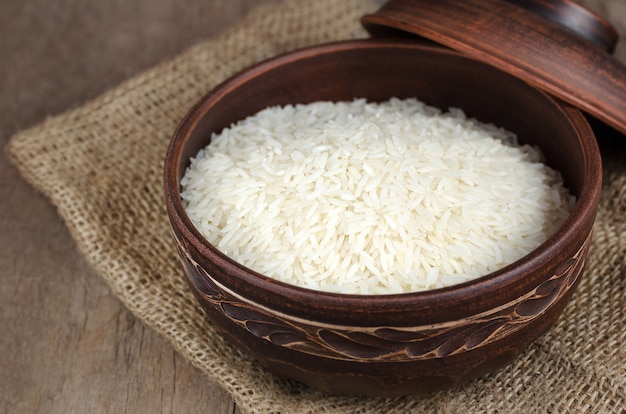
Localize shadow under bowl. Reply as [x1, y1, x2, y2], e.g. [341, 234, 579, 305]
[163, 38, 601, 396]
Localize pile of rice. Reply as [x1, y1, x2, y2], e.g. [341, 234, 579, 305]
[181, 98, 574, 295]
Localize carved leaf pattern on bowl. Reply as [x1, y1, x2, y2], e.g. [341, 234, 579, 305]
[174, 231, 591, 362]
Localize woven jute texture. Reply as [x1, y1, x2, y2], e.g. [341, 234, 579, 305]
[6, 0, 626, 412]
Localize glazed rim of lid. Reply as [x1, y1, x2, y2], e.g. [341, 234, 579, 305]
[508, 0, 618, 53]
[361, 0, 626, 138]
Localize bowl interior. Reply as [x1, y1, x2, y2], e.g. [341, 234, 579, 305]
[176, 40, 588, 197]
[165, 39, 600, 325]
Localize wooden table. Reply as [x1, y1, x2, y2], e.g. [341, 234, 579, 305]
[1, 1, 277, 412]
[4, 1, 625, 412]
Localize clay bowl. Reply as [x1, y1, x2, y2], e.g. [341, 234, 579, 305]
[163, 38, 602, 396]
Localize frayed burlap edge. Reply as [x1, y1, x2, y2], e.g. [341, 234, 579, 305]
[6, 0, 626, 412]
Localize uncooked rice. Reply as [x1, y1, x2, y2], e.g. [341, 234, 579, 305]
[180, 98, 574, 294]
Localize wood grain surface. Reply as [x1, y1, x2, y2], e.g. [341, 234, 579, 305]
[3, 0, 623, 412]
[0, 1, 277, 412]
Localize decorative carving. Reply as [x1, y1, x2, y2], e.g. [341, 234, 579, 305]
[173, 230, 591, 362]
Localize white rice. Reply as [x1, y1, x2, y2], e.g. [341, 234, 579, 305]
[180, 98, 574, 295]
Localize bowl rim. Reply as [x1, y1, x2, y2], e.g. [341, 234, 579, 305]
[164, 38, 602, 325]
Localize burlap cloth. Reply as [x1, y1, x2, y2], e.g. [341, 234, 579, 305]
[6, 0, 626, 412]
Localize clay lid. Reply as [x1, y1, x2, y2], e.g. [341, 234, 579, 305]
[362, 0, 626, 137]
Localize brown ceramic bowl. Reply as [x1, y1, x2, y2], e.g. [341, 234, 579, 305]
[163, 39, 602, 396]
